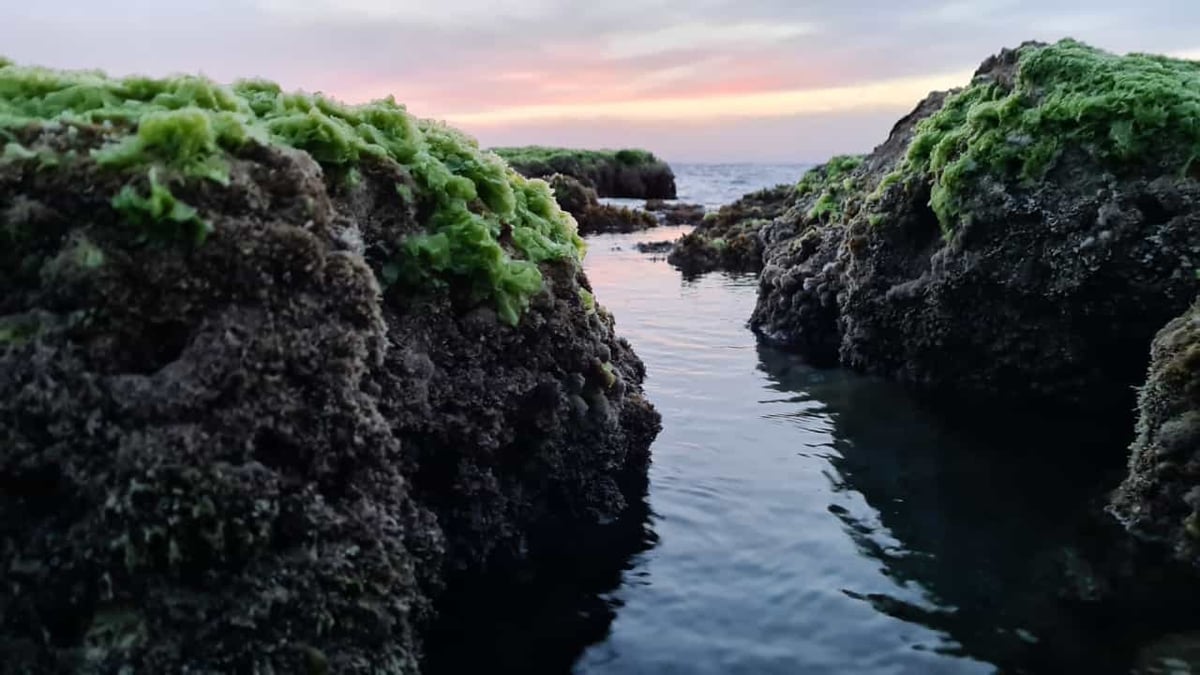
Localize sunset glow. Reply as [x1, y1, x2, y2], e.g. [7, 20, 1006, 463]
[3, 1, 1199, 160]
[441, 70, 976, 126]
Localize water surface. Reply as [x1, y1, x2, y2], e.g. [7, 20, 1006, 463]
[429, 164, 1194, 675]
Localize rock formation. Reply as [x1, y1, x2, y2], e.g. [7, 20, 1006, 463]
[546, 174, 658, 235]
[752, 40, 1200, 412]
[1113, 303, 1200, 566]
[667, 184, 796, 276]
[0, 62, 659, 673]
[493, 147, 676, 200]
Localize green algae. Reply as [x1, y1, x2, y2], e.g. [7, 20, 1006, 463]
[892, 39, 1200, 233]
[796, 155, 864, 221]
[599, 361, 617, 389]
[0, 60, 584, 325]
[2, 141, 35, 162]
[111, 168, 212, 245]
[578, 288, 596, 314]
[93, 107, 238, 184]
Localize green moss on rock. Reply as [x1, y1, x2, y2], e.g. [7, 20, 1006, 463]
[892, 39, 1200, 232]
[796, 155, 864, 221]
[0, 60, 583, 325]
[110, 168, 212, 245]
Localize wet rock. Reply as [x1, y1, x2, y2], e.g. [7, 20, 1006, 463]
[1134, 631, 1200, 674]
[667, 184, 795, 277]
[0, 64, 659, 673]
[547, 174, 658, 236]
[751, 40, 1200, 412]
[1112, 303, 1200, 566]
[645, 200, 706, 226]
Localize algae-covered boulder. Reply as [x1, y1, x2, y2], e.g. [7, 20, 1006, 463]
[753, 40, 1200, 410]
[546, 173, 657, 236]
[547, 172, 599, 216]
[0, 61, 659, 673]
[667, 183, 797, 277]
[494, 146, 677, 200]
[1112, 303, 1200, 566]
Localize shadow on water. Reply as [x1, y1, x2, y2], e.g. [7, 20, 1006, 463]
[422, 494, 657, 675]
[755, 344, 1200, 674]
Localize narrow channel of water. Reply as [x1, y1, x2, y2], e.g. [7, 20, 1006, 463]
[429, 165, 1197, 675]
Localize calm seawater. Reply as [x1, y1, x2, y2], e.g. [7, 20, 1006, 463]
[428, 164, 1192, 674]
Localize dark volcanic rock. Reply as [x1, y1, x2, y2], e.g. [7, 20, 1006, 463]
[752, 101, 944, 367]
[576, 205, 658, 236]
[645, 200, 706, 226]
[667, 184, 795, 277]
[752, 41, 1200, 412]
[547, 174, 658, 236]
[1112, 303, 1200, 566]
[0, 69, 659, 673]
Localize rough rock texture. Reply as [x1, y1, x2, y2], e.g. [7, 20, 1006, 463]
[494, 147, 676, 200]
[0, 69, 659, 673]
[547, 174, 658, 236]
[644, 200, 706, 227]
[1112, 303, 1200, 566]
[752, 41, 1200, 411]
[753, 100, 946, 366]
[668, 184, 795, 277]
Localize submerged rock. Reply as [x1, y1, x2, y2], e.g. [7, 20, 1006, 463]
[546, 174, 658, 236]
[752, 40, 1200, 411]
[494, 146, 676, 200]
[667, 184, 796, 277]
[0, 62, 659, 673]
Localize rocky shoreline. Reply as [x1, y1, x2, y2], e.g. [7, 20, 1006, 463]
[6, 33, 1200, 675]
[0, 63, 659, 673]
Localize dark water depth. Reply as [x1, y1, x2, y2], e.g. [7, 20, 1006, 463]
[426, 164, 1200, 675]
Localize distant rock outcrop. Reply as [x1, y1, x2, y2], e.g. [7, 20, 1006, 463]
[645, 199, 706, 227]
[494, 146, 677, 200]
[546, 174, 658, 235]
[667, 184, 796, 277]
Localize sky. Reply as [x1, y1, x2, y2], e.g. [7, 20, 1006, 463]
[3, 1, 1200, 162]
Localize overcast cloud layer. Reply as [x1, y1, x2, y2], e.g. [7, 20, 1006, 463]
[3, 1, 1197, 161]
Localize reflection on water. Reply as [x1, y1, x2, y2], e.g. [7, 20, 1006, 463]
[429, 166, 1200, 674]
[423, 494, 655, 674]
[755, 346, 1149, 673]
